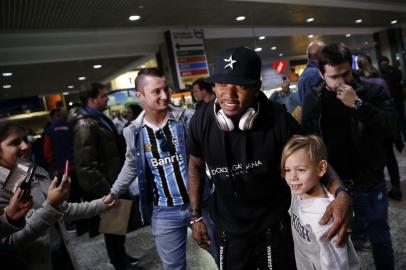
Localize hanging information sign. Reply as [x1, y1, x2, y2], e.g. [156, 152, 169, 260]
[166, 29, 210, 89]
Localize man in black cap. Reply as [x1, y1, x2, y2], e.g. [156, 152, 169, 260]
[187, 47, 353, 269]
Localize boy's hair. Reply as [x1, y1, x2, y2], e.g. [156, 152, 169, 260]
[281, 135, 327, 173]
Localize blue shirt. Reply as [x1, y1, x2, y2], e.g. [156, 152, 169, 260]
[298, 61, 322, 105]
[142, 113, 189, 206]
[84, 106, 114, 133]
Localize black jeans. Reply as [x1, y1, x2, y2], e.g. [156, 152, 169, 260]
[216, 213, 296, 270]
[385, 140, 400, 187]
[51, 243, 75, 270]
[104, 233, 128, 268]
[0, 250, 29, 270]
[394, 100, 406, 140]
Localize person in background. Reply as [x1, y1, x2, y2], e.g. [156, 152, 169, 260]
[298, 41, 326, 105]
[124, 104, 143, 128]
[270, 79, 301, 114]
[122, 103, 144, 232]
[357, 55, 390, 96]
[43, 109, 74, 178]
[358, 55, 404, 201]
[281, 135, 360, 270]
[112, 111, 127, 135]
[287, 67, 299, 82]
[379, 56, 406, 141]
[68, 83, 138, 270]
[122, 103, 143, 196]
[43, 108, 88, 234]
[31, 123, 50, 168]
[302, 43, 399, 270]
[192, 78, 215, 109]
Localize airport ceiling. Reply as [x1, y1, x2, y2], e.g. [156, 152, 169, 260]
[1, 0, 406, 98]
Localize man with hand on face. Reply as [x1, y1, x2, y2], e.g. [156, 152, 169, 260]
[302, 43, 399, 270]
[187, 47, 353, 270]
[104, 68, 215, 270]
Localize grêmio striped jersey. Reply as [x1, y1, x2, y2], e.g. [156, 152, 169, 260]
[142, 116, 189, 206]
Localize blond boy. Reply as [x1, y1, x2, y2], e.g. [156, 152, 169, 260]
[281, 135, 360, 270]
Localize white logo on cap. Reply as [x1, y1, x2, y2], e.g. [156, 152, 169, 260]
[224, 55, 237, 70]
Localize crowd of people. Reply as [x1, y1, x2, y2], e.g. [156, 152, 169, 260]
[0, 41, 404, 270]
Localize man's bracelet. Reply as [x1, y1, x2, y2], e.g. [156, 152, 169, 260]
[189, 208, 202, 218]
[335, 186, 352, 198]
[190, 216, 203, 225]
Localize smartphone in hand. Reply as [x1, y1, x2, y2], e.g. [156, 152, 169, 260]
[56, 160, 69, 186]
[2, 159, 36, 202]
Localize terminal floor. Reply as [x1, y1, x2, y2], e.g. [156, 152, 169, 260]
[71, 149, 406, 270]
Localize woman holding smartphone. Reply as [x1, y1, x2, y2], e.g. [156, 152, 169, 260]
[0, 121, 114, 270]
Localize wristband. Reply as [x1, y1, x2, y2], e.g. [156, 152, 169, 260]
[190, 216, 203, 225]
[189, 208, 202, 218]
[335, 186, 352, 198]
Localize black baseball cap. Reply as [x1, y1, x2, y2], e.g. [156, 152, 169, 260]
[205, 47, 261, 85]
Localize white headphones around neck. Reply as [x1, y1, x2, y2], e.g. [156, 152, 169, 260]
[213, 99, 260, 131]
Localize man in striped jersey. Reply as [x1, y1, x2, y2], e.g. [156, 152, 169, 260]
[105, 68, 215, 270]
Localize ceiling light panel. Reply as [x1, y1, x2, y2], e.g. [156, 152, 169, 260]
[129, 15, 141, 21]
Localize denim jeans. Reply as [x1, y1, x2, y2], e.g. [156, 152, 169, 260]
[151, 203, 217, 270]
[352, 181, 394, 270]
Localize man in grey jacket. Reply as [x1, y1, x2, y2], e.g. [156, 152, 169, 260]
[105, 68, 215, 270]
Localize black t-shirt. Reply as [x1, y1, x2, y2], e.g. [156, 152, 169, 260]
[321, 89, 356, 180]
[187, 93, 302, 235]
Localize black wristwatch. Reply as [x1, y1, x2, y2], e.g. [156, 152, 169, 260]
[335, 186, 352, 198]
[352, 98, 363, 109]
